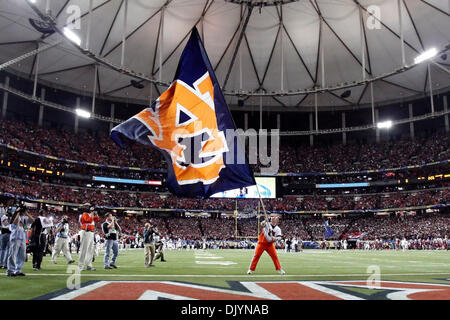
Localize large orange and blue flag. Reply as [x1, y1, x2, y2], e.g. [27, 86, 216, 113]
[111, 27, 256, 198]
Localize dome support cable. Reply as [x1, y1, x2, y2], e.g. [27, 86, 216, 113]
[92, 64, 98, 113]
[32, 42, 40, 99]
[428, 64, 434, 115]
[359, 6, 366, 81]
[280, 3, 284, 92]
[223, 5, 253, 89]
[0, 39, 61, 72]
[370, 82, 375, 125]
[159, 4, 164, 82]
[314, 92, 318, 133]
[121, 0, 128, 68]
[85, 0, 93, 51]
[397, 0, 406, 67]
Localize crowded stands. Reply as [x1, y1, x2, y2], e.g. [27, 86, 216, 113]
[1, 175, 448, 212]
[1, 119, 449, 173]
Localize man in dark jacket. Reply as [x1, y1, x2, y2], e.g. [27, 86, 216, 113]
[30, 210, 52, 271]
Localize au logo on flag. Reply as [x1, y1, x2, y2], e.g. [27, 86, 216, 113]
[133, 72, 228, 185]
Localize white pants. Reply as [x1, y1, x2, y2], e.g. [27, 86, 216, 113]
[94, 243, 99, 257]
[78, 230, 94, 270]
[52, 237, 72, 263]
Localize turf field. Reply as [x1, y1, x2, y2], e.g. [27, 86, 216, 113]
[1, 249, 449, 300]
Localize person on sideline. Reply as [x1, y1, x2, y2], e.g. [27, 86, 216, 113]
[247, 215, 285, 275]
[143, 223, 155, 267]
[6, 207, 35, 277]
[0, 202, 10, 269]
[51, 215, 75, 264]
[102, 213, 121, 269]
[78, 207, 99, 271]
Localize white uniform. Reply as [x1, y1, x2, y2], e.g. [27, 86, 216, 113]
[51, 223, 73, 263]
[78, 215, 97, 271]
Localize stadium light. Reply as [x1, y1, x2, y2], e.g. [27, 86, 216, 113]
[377, 120, 393, 129]
[75, 108, 91, 118]
[28, 0, 37, 3]
[414, 48, 438, 64]
[63, 27, 81, 46]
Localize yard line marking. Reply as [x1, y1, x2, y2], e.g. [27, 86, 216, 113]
[194, 251, 237, 265]
[195, 261, 237, 266]
[2, 272, 450, 278]
[294, 281, 364, 300]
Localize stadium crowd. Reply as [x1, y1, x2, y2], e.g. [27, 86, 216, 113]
[2, 203, 447, 247]
[1, 176, 448, 212]
[1, 119, 449, 174]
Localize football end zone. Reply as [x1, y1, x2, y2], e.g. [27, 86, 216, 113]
[35, 280, 450, 300]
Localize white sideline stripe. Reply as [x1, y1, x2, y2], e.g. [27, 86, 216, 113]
[319, 281, 443, 301]
[240, 282, 282, 300]
[157, 280, 278, 299]
[298, 281, 364, 300]
[332, 280, 450, 287]
[320, 280, 450, 300]
[138, 290, 197, 300]
[386, 289, 440, 300]
[51, 281, 109, 300]
[2, 272, 450, 278]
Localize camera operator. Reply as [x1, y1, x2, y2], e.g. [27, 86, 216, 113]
[51, 215, 75, 264]
[78, 206, 99, 271]
[0, 201, 10, 269]
[6, 206, 34, 277]
[29, 209, 53, 271]
[102, 213, 121, 269]
[153, 227, 166, 262]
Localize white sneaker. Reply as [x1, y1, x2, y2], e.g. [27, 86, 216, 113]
[247, 269, 253, 275]
[278, 269, 286, 275]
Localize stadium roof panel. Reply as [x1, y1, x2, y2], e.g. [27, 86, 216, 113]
[0, 0, 448, 110]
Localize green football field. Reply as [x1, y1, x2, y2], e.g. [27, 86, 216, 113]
[1, 248, 449, 300]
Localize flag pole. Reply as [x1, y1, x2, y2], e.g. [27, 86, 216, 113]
[255, 184, 269, 223]
[234, 199, 238, 238]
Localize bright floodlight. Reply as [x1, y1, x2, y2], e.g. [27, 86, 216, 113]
[414, 48, 438, 64]
[75, 108, 91, 118]
[377, 120, 393, 129]
[63, 27, 81, 46]
[28, 0, 37, 3]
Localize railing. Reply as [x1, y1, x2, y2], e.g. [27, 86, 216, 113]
[1, 81, 450, 135]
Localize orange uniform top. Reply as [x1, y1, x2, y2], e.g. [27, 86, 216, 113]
[80, 212, 99, 231]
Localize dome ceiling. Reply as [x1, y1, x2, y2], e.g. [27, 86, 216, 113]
[0, 0, 448, 111]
